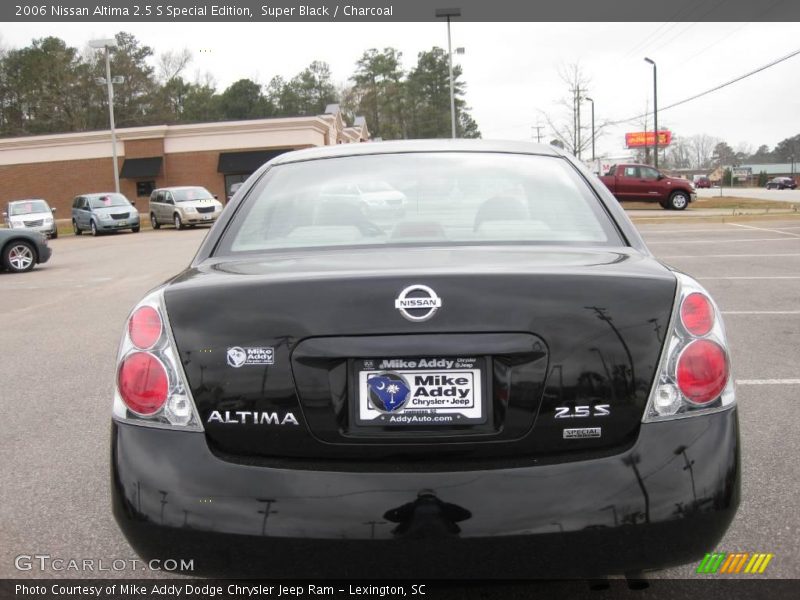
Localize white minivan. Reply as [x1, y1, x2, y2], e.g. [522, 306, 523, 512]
[149, 186, 223, 230]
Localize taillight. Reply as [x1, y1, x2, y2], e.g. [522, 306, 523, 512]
[644, 273, 734, 421]
[676, 340, 729, 404]
[112, 290, 202, 430]
[118, 352, 168, 415]
[128, 305, 162, 349]
[680, 292, 714, 336]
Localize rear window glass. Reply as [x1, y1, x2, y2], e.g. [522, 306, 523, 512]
[217, 153, 621, 254]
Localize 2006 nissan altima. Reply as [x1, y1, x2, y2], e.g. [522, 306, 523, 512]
[111, 140, 739, 578]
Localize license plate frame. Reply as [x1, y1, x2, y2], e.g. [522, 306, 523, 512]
[352, 357, 488, 429]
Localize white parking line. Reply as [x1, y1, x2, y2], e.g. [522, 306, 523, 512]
[697, 276, 800, 280]
[648, 237, 799, 244]
[722, 311, 800, 315]
[728, 223, 800, 238]
[736, 379, 800, 385]
[661, 253, 800, 258]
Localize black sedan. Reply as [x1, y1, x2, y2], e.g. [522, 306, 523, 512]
[0, 227, 52, 273]
[766, 176, 797, 190]
[111, 140, 739, 578]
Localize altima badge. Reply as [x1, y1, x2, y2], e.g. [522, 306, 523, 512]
[395, 285, 442, 322]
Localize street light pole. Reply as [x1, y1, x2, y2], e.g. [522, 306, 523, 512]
[644, 58, 658, 169]
[436, 8, 461, 139]
[585, 96, 596, 162]
[90, 38, 121, 194]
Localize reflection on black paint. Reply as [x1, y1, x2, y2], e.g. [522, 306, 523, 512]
[383, 490, 472, 538]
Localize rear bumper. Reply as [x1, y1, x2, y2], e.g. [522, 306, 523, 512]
[111, 409, 740, 578]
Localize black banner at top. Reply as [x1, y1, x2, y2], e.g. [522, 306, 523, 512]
[3, 0, 800, 22]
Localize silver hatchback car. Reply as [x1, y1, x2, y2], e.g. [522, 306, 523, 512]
[4, 199, 58, 238]
[149, 186, 223, 230]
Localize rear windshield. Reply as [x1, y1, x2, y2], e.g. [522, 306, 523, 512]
[9, 200, 49, 215]
[88, 194, 131, 209]
[173, 187, 214, 202]
[218, 153, 621, 254]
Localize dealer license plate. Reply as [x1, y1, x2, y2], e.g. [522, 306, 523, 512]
[118, 220, 127, 226]
[203, 215, 211, 220]
[355, 357, 485, 427]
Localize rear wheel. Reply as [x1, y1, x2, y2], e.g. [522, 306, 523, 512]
[3, 240, 36, 273]
[90, 220, 99, 236]
[174, 213, 183, 230]
[150, 213, 160, 230]
[73, 220, 82, 235]
[668, 191, 689, 211]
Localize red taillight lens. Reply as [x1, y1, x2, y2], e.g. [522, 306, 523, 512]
[676, 340, 729, 404]
[680, 292, 714, 337]
[118, 352, 169, 415]
[129, 306, 162, 349]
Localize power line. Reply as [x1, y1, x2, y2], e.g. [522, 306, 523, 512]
[606, 46, 800, 127]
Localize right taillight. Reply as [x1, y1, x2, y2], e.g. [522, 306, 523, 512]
[676, 339, 729, 404]
[113, 289, 202, 430]
[644, 273, 735, 421]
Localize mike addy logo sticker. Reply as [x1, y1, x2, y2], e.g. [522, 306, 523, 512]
[226, 346, 274, 367]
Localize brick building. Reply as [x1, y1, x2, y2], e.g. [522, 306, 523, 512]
[0, 106, 369, 215]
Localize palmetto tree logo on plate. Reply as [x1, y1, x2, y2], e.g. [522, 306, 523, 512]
[366, 372, 411, 413]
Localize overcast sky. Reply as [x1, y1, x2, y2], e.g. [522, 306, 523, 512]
[2, 22, 798, 157]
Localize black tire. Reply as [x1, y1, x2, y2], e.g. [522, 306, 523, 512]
[90, 220, 99, 236]
[73, 220, 82, 236]
[132, 226, 140, 233]
[3, 240, 37, 273]
[151, 213, 160, 230]
[174, 213, 183, 230]
[51, 227, 58, 239]
[659, 200, 670, 210]
[668, 191, 689, 211]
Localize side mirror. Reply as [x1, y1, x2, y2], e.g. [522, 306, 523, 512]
[214, 194, 218, 200]
[51, 207, 57, 212]
[2, 212, 7, 218]
[657, 174, 665, 180]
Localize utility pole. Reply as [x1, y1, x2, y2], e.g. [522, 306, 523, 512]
[256, 498, 278, 536]
[531, 124, 544, 143]
[644, 57, 658, 169]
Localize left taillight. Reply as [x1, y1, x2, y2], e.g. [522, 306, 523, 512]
[643, 273, 735, 421]
[113, 289, 202, 430]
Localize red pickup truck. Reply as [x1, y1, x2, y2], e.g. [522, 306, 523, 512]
[599, 164, 696, 210]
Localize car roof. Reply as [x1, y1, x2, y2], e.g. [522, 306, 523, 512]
[9, 198, 47, 204]
[268, 139, 562, 166]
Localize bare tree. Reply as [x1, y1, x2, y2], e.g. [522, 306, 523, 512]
[540, 63, 598, 158]
[689, 134, 720, 169]
[157, 48, 192, 83]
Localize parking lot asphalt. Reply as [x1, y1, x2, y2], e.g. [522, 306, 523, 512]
[1, 217, 799, 584]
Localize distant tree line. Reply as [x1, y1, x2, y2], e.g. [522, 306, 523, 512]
[656, 134, 800, 170]
[0, 34, 480, 140]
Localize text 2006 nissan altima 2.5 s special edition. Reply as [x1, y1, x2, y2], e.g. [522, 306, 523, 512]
[111, 140, 739, 578]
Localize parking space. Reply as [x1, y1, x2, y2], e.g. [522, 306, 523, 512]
[1, 216, 799, 580]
